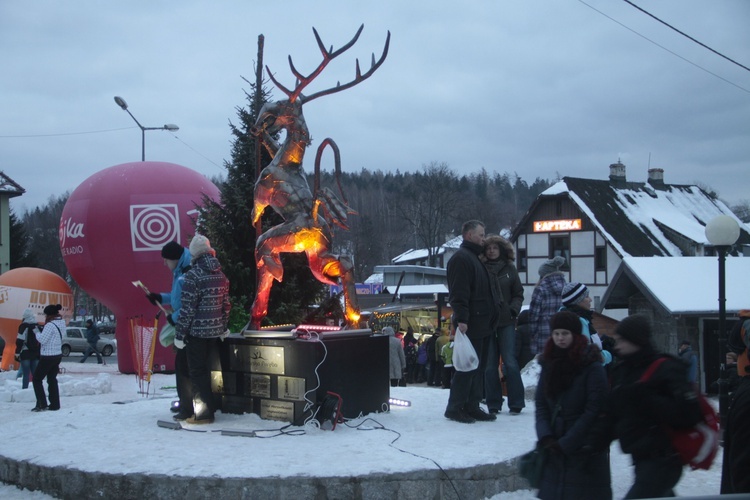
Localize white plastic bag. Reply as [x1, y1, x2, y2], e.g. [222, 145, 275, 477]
[453, 328, 479, 372]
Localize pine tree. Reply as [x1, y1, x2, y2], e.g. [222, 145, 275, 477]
[9, 208, 37, 268]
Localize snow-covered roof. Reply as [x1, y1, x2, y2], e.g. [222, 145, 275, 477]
[0, 171, 24, 197]
[364, 272, 383, 284]
[442, 235, 462, 249]
[384, 284, 448, 296]
[391, 247, 438, 264]
[391, 235, 463, 265]
[530, 177, 750, 258]
[602, 256, 750, 314]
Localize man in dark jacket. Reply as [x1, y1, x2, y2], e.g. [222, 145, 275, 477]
[721, 313, 750, 493]
[80, 319, 102, 364]
[599, 314, 702, 498]
[175, 234, 231, 425]
[145, 240, 193, 421]
[444, 220, 498, 424]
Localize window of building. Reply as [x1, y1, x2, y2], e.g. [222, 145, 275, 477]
[595, 246, 606, 271]
[517, 248, 527, 272]
[549, 235, 570, 269]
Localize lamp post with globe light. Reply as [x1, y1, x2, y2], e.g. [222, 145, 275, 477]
[705, 214, 740, 425]
[114, 96, 179, 161]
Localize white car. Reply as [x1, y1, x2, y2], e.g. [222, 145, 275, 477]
[61, 327, 117, 357]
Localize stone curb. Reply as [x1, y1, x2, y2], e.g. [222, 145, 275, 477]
[0, 454, 530, 499]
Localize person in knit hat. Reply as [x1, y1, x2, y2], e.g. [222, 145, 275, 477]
[549, 310, 583, 336]
[144, 240, 193, 421]
[534, 310, 611, 499]
[560, 282, 612, 365]
[175, 233, 231, 424]
[189, 233, 215, 259]
[590, 314, 702, 498]
[561, 282, 588, 308]
[538, 256, 566, 279]
[528, 256, 567, 355]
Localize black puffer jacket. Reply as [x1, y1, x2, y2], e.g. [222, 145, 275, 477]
[447, 240, 498, 339]
[602, 348, 702, 460]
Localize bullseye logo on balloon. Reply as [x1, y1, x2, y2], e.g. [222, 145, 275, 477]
[130, 204, 180, 252]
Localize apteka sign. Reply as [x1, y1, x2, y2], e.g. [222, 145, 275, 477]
[533, 219, 582, 232]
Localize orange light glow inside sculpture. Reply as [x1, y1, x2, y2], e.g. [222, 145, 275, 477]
[249, 24, 389, 330]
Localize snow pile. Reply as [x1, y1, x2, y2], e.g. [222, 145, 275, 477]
[0, 369, 112, 403]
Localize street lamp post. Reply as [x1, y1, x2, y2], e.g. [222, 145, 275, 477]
[705, 214, 740, 426]
[114, 96, 179, 161]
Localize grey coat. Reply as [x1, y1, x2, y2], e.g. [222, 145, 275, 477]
[384, 327, 406, 379]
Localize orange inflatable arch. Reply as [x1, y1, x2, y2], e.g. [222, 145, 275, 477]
[0, 268, 72, 371]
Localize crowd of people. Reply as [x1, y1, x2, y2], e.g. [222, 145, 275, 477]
[436, 219, 750, 498]
[15, 233, 231, 424]
[9, 217, 748, 496]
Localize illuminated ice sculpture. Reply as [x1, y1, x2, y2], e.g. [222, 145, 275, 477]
[249, 25, 390, 330]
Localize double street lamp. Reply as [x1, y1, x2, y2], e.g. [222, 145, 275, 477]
[114, 96, 179, 161]
[705, 214, 740, 426]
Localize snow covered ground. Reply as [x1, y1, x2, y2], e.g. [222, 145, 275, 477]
[0, 360, 723, 499]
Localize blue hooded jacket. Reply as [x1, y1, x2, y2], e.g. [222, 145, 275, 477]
[159, 248, 192, 324]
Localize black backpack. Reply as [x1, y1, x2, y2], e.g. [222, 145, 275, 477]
[24, 324, 41, 352]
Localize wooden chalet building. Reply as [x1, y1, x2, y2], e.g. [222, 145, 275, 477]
[511, 161, 750, 313]
[510, 161, 750, 389]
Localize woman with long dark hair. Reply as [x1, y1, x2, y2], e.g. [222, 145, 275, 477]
[535, 311, 611, 499]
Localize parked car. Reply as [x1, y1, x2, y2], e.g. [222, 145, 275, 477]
[97, 323, 116, 336]
[61, 327, 117, 357]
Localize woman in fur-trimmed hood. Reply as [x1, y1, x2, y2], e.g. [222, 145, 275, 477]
[481, 234, 525, 414]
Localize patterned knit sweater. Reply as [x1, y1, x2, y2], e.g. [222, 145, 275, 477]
[175, 253, 231, 340]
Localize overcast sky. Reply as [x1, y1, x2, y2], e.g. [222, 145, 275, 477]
[2, 0, 749, 213]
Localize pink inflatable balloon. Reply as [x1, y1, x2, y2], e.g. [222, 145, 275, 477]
[60, 162, 221, 374]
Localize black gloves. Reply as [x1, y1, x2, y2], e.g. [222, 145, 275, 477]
[539, 436, 562, 454]
[167, 315, 176, 327]
[601, 335, 615, 353]
[146, 293, 162, 306]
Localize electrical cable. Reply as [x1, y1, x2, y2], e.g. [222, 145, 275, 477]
[343, 417, 463, 500]
[576, 0, 750, 94]
[621, 0, 750, 73]
[0, 126, 136, 138]
[167, 132, 224, 170]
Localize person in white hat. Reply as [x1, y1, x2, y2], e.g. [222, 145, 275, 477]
[174, 234, 231, 425]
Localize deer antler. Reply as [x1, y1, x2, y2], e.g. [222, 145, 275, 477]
[265, 24, 390, 104]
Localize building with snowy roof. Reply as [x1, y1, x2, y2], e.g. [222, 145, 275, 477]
[511, 161, 750, 314]
[511, 161, 750, 390]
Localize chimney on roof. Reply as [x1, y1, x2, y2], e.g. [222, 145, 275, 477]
[647, 168, 665, 189]
[609, 161, 626, 188]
